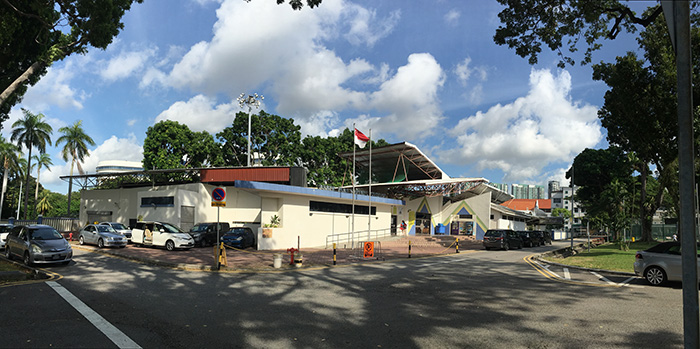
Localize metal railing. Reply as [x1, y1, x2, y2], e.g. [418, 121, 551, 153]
[3, 217, 81, 233]
[325, 228, 394, 248]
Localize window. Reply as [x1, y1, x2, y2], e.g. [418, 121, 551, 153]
[459, 214, 472, 219]
[553, 198, 561, 204]
[141, 196, 174, 207]
[310, 201, 376, 215]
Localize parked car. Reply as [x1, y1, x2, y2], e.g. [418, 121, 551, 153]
[79, 224, 127, 248]
[4, 224, 72, 265]
[537, 230, 552, 245]
[634, 242, 700, 286]
[0, 223, 14, 249]
[131, 221, 195, 251]
[483, 229, 523, 250]
[517, 230, 542, 247]
[188, 222, 230, 247]
[99, 222, 132, 241]
[220, 227, 256, 249]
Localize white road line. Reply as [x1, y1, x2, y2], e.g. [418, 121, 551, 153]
[590, 271, 617, 286]
[535, 261, 562, 279]
[563, 268, 571, 280]
[46, 281, 141, 349]
[618, 276, 637, 287]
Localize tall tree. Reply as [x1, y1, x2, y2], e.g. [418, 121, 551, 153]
[31, 152, 52, 216]
[10, 109, 52, 219]
[0, 0, 143, 126]
[56, 120, 94, 217]
[591, 12, 700, 241]
[0, 136, 20, 219]
[142, 120, 222, 183]
[217, 111, 302, 167]
[493, 1, 670, 67]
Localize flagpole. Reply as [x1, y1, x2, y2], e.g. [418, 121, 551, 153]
[352, 124, 356, 249]
[368, 129, 372, 242]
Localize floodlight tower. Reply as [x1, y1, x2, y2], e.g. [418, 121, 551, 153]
[237, 93, 264, 167]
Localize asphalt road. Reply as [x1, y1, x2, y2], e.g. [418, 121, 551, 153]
[0, 242, 686, 348]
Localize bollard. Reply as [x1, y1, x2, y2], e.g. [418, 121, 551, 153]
[408, 240, 412, 258]
[333, 243, 337, 265]
[456, 238, 459, 254]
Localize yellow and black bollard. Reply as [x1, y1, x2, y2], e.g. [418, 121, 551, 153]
[408, 240, 412, 258]
[456, 238, 459, 253]
[333, 243, 337, 265]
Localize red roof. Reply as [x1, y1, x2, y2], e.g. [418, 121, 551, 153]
[500, 199, 551, 211]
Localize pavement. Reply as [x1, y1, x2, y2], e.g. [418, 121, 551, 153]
[69, 234, 482, 272]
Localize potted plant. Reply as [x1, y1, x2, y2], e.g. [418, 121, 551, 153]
[262, 215, 280, 238]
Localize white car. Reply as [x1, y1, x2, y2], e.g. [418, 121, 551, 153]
[99, 222, 132, 241]
[131, 221, 194, 251]
[0, 224, 14, 249]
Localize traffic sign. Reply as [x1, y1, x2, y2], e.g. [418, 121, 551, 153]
[211, 187, 226, 207]
[363, 241, 374, 258]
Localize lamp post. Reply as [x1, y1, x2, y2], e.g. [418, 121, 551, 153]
[237, 93, 264, 167]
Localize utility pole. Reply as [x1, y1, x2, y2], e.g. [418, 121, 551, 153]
[237, 93, 263, 167]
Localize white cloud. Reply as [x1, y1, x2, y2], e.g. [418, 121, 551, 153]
[440, 69, 601, 183]
[444, 9, 460, 26]
[21, 63, 87, 112]
[367, 53, 445, 140]
[42, 134, 143, 187]
[154, 94, 239, 134]
[343, 5, 400, 47]
[100, 48, 156, 82]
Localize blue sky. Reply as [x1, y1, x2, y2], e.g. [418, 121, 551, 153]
[7, 0, 653, 194]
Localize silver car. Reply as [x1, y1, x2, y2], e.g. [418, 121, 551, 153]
[4, 225, 73, 265]
[0, 224, 14, 249]
[79, 224, 127, 248]
[633, 242, 700, 286]
[98, 222, 132, 242]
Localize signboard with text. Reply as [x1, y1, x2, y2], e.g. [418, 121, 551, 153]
[211, 187, 226, 207]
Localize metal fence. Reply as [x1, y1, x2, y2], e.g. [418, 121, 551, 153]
[325, 228, 394, 248]
[629, 224, 678, 241]
[2, 217, 81, 233]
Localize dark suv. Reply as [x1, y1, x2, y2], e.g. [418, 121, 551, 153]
[483, 229, 523, 250]
[188, 222, 230, 247]
[536, 231, 552, 245]
[517, 230, 542, 247]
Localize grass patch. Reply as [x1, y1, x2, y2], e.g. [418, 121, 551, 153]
[0, 259, 25, 272]
[541, 241, 659, 273]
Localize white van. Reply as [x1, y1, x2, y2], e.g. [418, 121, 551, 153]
[131, 221, 194, 251]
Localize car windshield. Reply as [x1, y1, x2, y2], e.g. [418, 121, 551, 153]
[485, 230, 505, 237]
[30, 228, 63, 240]
[161, 222, 184, 233]
[97, 225, 114, 233]
[110, 223, 127, 230]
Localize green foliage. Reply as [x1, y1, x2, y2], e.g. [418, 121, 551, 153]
[270, 0, 323, 10]
[264, 215, 281, 228]
[494, 0, 665, 67]
[143, 120, 223, 171]
[551, 208, 571, 219]
[217, 111, 301, 167]
[0, 0, 143, 127]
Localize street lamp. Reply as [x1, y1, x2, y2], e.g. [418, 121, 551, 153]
[237, 93, 264, 167]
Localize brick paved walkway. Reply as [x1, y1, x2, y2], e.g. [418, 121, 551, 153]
[72, 235, 483, 272]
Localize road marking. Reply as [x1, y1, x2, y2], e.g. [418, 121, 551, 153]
[537, 262, 562, 279]
[47, 281, 141, 349]
[563, 268, 571, 280]
[590, 271, 617, 286]
[618, 276, 636, 287]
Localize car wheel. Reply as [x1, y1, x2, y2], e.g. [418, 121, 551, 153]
[165, 240, 175, 251]
[97, 239, 104, 248]
[5, 246, 12, 260]
[79, 236, 85, 245]
[645, 266, 667, 286]
[484, 247, 490, 251]
[23, 252, 31, 266]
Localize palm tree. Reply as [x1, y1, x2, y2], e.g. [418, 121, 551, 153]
[56, 120, 94, 217]
[32, 153, 53, 216]
[0, 137, 20, 219]
[10, 109, 52, 219]
[36, 194, 53, 216]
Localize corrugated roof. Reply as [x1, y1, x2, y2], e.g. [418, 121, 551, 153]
[500, 199, 552, 211]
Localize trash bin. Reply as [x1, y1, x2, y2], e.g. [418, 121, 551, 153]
[294, 254, 303, 268]
[273, 254, 283, 268]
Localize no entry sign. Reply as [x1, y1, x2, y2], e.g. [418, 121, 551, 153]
[211, 187, 226, 207]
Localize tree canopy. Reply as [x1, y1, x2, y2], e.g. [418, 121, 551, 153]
[0, 0, 143, 129]
[143, 120, 223, 171]
[494, 1, 669, 67]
